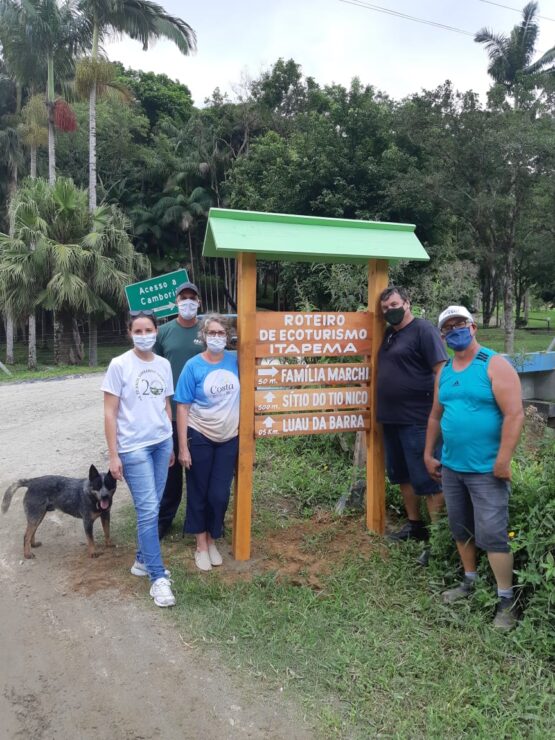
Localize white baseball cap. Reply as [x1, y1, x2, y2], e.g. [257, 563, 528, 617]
[438, 305, 474, 329]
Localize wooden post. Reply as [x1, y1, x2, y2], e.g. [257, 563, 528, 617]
[233, 251, 257, 559]
[366, 259, 389, 534]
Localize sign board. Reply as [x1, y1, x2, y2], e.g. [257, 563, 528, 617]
[256, 362, 371, 387]
[255, 410, 370, 438]
[255, 387, 370, 413]
[125, 269, 188, 318]
[255, 312, 371, 357]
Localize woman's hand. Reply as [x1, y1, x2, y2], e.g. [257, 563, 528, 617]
[109, 455, 123, 481]
[178, 446, 192, 469]
[169, 450, 176, 468]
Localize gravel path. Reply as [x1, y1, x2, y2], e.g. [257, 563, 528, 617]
[0, 374, 312, 739]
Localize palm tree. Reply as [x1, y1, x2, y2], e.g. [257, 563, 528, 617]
[83, 203, 150, 365]
[0, 177, 149, 366]
[0, 0, 90, 183]
[474, 1, 555, 353]
[0, 125, 22, 364]
[77, 0, 196, 212]
[475, 1, 555, 108]
[19, 95, 48, 178]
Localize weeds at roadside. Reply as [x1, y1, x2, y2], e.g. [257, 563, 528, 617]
[112, 432, 555, 738]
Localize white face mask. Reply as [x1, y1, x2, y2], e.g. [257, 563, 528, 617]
[178, 299, 198, 320]
[132, 333, 157, 352]
[206, 336, 226, 354]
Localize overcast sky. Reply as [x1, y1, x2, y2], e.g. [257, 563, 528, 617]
[105, 0, 555, 106]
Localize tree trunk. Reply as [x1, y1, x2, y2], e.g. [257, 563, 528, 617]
[47, 115, 56, 185]
[28, 313, 37, 370]
[5, 314, 15, 365]
[15, 82, 22, 114]
[54, 312, 77, 365]
[187, 230, 195, 284]
[71, 319, 84, 364]
[524, 288, 530, 325]
[47, 55, 56, 185]
[503, 247, 515, 354]
[30, 145, 37, 179]
[88, 319, 98, 366]
[88, 82, 97, 211]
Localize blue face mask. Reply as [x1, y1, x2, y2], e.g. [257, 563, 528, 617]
[445, 326, 473, 351]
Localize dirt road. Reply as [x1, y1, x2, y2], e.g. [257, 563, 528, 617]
[0, 375, 312, 739]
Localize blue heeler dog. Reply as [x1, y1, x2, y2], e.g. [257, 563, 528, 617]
[2, 465, 117, 559]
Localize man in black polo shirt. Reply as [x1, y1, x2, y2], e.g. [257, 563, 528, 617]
[377, 286, 447, 544]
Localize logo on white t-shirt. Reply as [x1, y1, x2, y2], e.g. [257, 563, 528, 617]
[134, 368, 167, 401]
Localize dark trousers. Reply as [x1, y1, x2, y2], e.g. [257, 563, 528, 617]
[157, 422, 183, 538]
[184, 427, 239, 539]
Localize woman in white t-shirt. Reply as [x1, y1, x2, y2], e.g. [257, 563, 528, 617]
[102, 310, 175, 608]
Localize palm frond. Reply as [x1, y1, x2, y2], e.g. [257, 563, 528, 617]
[524, 45, 555, 75]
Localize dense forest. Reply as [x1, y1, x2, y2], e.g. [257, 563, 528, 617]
[1, 1, 554, 366]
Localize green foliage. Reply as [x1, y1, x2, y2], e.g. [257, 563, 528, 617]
[115, 66, 193, 129]
[254, 435, 354, 516]
[55, 99, 152, 199]
[113, 429, 555, 736]
[428, 436, 555, 657]
[0, 177, 148, 361]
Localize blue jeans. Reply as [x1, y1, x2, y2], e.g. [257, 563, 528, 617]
[184, 428, 239, 539]
[442, 466, 510, 553]
[120, 437, 173, 582]
[382, 423, 442, 495]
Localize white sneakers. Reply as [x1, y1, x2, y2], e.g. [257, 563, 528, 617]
[195, 543, 224, 571]
[150, 577, 176, 607]
[194, 549, 212, 571]
[208, 543, 223, 566]
[130, 560, 170, 578]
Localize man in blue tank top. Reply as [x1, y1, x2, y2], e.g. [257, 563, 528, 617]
[424, 306, 524, 631]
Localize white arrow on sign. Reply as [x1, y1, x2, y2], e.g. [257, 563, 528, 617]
[264, 392, 276, 403]
[257, 366, 278, 377]
[263, 417, 275, 428]
[153, 303, 175, 313]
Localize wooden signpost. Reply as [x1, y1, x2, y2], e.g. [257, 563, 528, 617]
[202, 208, 431, 559]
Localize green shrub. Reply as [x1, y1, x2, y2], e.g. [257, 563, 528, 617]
[429, 437, 555, 657]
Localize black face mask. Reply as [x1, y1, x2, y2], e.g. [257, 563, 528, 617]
[384, 307, 405, 326]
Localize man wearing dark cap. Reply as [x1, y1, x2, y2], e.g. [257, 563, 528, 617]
[155, 282, 202, 538]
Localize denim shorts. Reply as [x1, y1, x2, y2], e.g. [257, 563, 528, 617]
[382, 423, 442, 496]
[441, 466, 510, 553]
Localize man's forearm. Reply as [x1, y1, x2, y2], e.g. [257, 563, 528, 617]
[496, 411, 524, 463]
[425, 416, 441, 458]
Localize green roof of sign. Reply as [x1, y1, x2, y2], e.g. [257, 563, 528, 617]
[203, 208, 429, 264]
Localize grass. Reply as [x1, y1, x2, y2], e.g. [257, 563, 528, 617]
[479, 327, 553, 354]
[1, 324, 553, 383]
[167, 553, 554, 738]
[0, 340, 128, 382]
[113, 436, 555, 739]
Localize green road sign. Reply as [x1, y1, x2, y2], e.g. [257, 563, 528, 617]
[125, 269, 189, 319]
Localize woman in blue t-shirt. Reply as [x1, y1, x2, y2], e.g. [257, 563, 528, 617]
[174, 314, 240, 571]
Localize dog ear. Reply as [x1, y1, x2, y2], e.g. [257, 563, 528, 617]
[89, 464, 100, 482]
[104, 471, 117, 490]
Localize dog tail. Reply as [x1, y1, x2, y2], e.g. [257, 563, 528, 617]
[1, 480, 27, 514]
